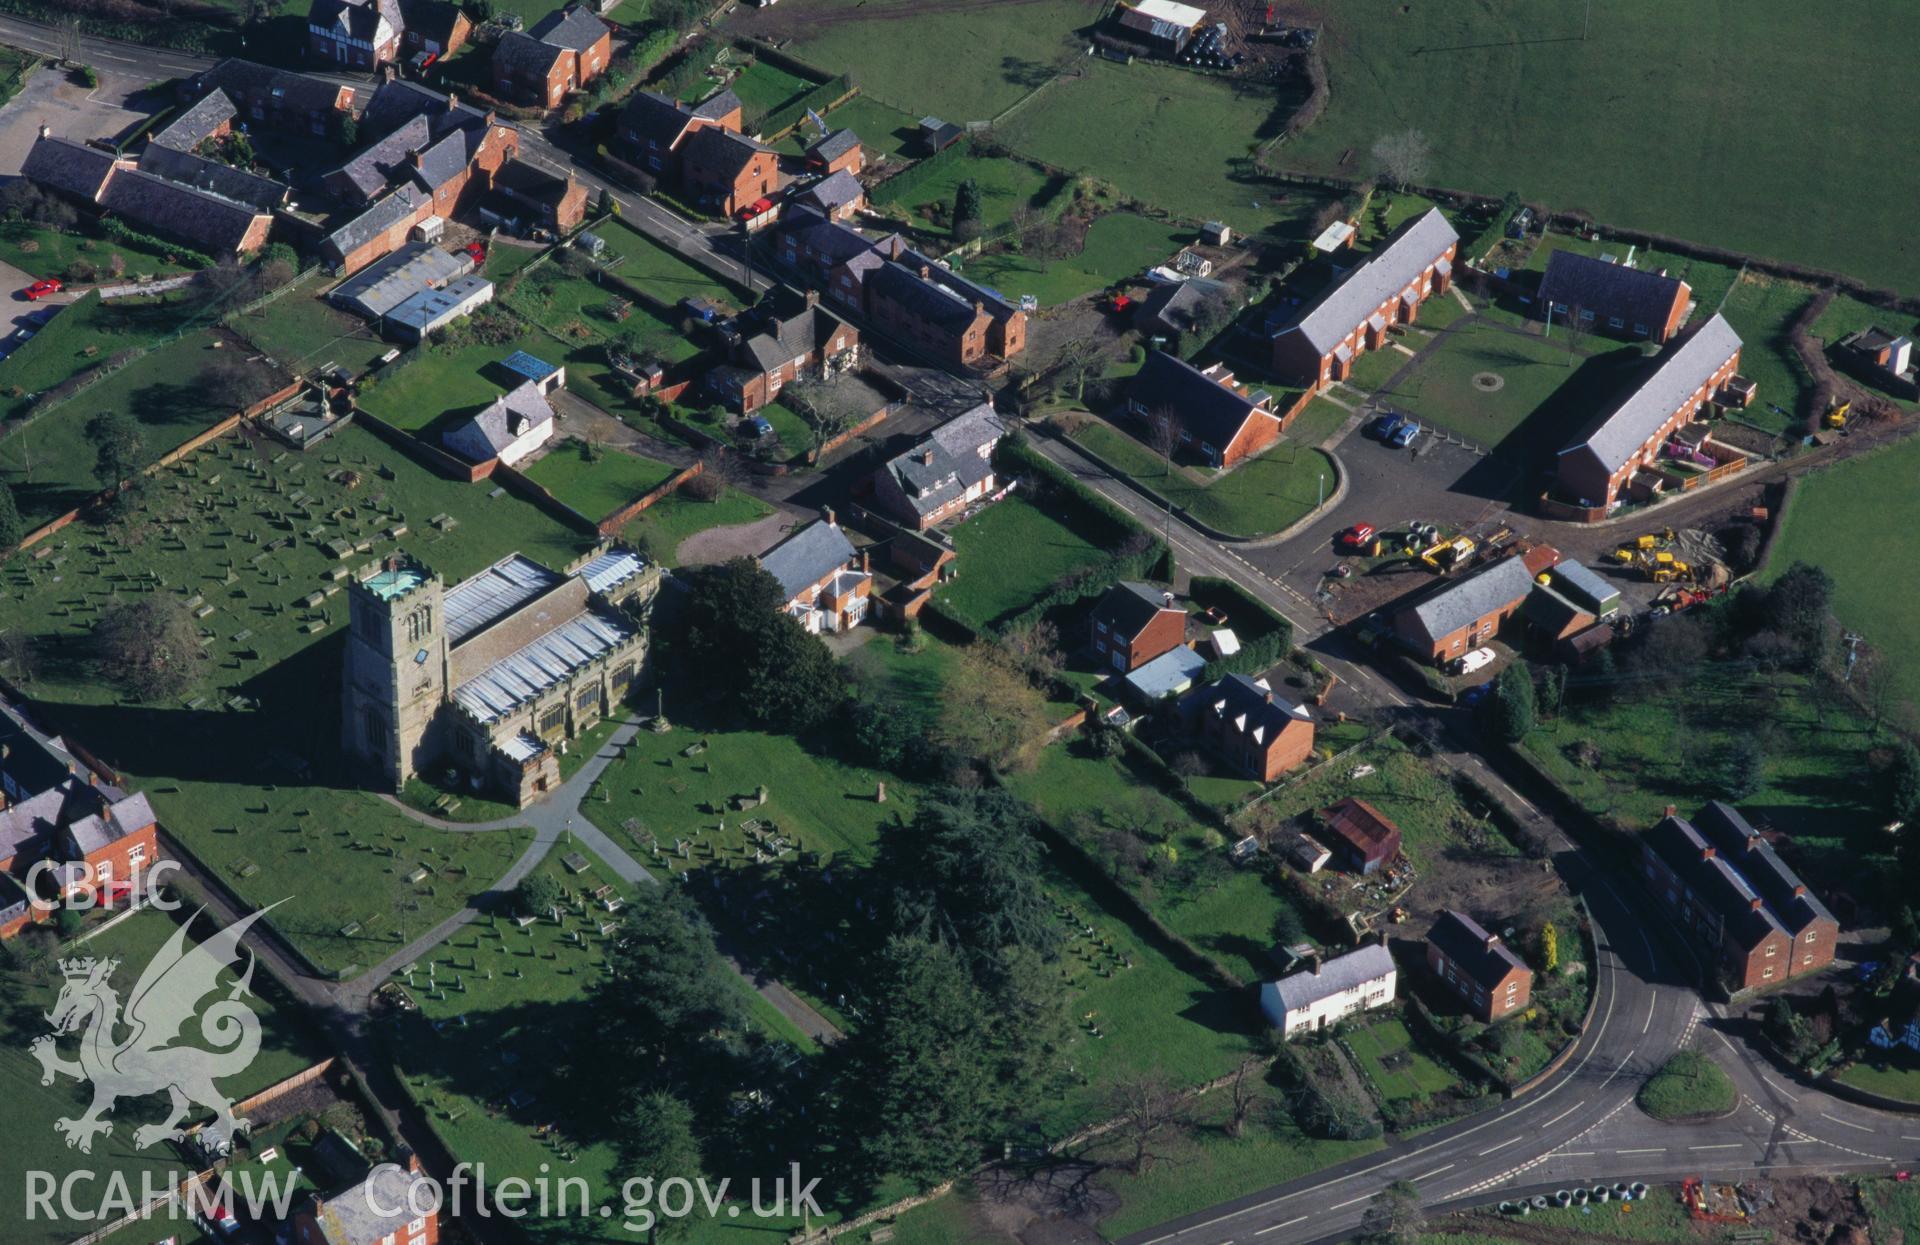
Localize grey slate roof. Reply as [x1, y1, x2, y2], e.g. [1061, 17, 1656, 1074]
[195, 59, 347, 118]
[1141, 276, 1229, 335]
[99, 168, 267, 253]
[528, 3, 605, 51]
[152, 89, 236, 151]
[902, 246, 1018, 316]
[322, 188, 422, 260]
[1268, 943, 1395, 1014]
[334, 112, 434, 200]
[1403, 553, 1537, 645]
[1693, 802, 1836, 933]
[794, 169, 863, 214]
[684, 125, 771, 181]
[493, 158, 573, 207]
[361, 78, 491, 139]
[1092, 581, 1178, 641]
[876, 403, 1002, 519]
[442, 380, 554, 462]
[1642, 807, 1831, 953]
[1539, 249, 1688, 331]
[494, 29, 568, 77]
[621, 91, 696, 151]
[409, 128, 473, 192]
[22, 136, 122, 201]
[786, 211, 877, 265]
[1128, 350, 1270, 453]
[928, 402, 1005, 459]
[690, 88, 741, 121]
[736, 291, 848, 373]
[0, 705, 82, 799]
[331, 241, 468, 318]
[1275, 207, 1458, 355]
[869, 261, 984, 331]
[137, 145, 288, 212]
[806, 128, 860, 164]
[1427, 910, 1529, 990]
[307, 1163, 439, 1245]
[760, 520, 856, 601]
[1182, 673, 1312, 748]
[1558, 312, 1743, 476]
[0, 785, 81, 863]
[64, 793, 157, 856]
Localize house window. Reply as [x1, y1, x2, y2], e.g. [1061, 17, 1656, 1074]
[1505, 980, 1518, 992]
[128, 843, 147, 866]
[409, 1219, 427, 1236]
[612, 662, 635, 692]
[1804, 930, 1817, 943]
[96, 860, 112, 883]
[1633, 323, 1648, 336]
[1579, 309, 1595, 321]
[1762, 966, 1775, 980]
[1607, 316, 1624, 329]
[1766, 944, 1777, 957]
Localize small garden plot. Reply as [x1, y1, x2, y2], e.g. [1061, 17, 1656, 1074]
[964, 213, 1190, 308]
[1342, 1015, 1460, 1107]
[871, 151, 1063, 238]
[727, 59, 819, 122]
[228, 277, 395, 379]
[755, 400, 815, 461]
[1716, 273, 1817, 433]
[0, 906, 328, 1245]
[841, 629, 966, 718]
[590, 218, 741, 306]
[582, 721, 913, 874]
[0, 328, 291, 529]
[521, 440, 677, 523]
[777, 94, 922, 159]
[616, 485, 772, 568]
[0, 215, 204, 284]
[935, 493, 1109, 631]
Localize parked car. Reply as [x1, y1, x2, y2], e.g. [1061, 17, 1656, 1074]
[1459, 683, 1493, 707]
[1367, 411, 1404, 440]
[1450, 647, 1496, 677]
[1390, 420, 1424, 448]
[1336, 522, 1376, 550]
[22, 278, 62, 301]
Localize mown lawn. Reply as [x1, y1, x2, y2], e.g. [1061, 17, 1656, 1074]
[1766, 435, 1920, 709]
[1636, 1050, 1735, 1120]
[1344, 1016, 1460, 1105]
[935, 494, 1107, 631]
[521, 439, 677, 523]
[227, 274, 396, 378]
[728, 58, 818, 121]
[1070, 412, 1336, 539]
[872, 152, 1065, 238]
[778, 94, 922, 159]
[0, 216, 202, 283]
[1, 906, 330, 1245]
[1835, 1058, 1920, 1105]
[617, 485, 771, 567]
[589, 217, 741, 307]
[1277, 0, 1919, 291]
[964, 213, 1190, 308]
[0, 288, 212, 421]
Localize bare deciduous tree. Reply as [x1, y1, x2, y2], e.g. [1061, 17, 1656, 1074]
[1370, 129, 1432, 190]
[1225, 1056, 1264, 1139]
[1104, 1073, 1191, 1176]
[1558, 302, 1593, 364]
[1142, 405, 1184, 474]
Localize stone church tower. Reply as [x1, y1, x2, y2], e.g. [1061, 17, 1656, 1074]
[341, 552, 450, 790]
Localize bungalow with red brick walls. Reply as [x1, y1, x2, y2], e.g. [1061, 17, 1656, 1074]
[758, 515, 872, 634]
[1125, 349, 1280, 469]
[805, 128, 864, 177]
[1089, 581, 1186, 673]
[869, 402, 1007, 530]
[186, 60, 355, 139]
[1391, 544, 1562, 665]
[1538, 249, 1692, 343]
[682, 126, 780, 217]
[1427, 910, 1532, 1021]
[400, 0, 472, 64]
[1269, 207, 1458, 389]
[494, 6, 612, 110]
[308, 0, 403, 70]
[707, 286, 859, 413]
[792, 169, 865, 222]
[1641, 801, 1839, 993]
[58, 793, 158, 906]
[1553, 312, 1743, 511]
[1177, 674, 1315, 782]
[1317, 797, 1400, 874]
[292, 1152, 440, 1245]
[619, 88, 744, 182]
[483, 159, 590, 234]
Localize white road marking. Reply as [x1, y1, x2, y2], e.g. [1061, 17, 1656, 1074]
[1822, 1112, 1875, 1133]
[1477, 1136, 1522, 1157]
[1256, 1217, 1308, 1236]
[1329, 1194, 1371, 1211]
[1763, 1075, 1800, 1102]
[1541, 1100, 1586, 1129]
[1643, 995, 1657, 1034]
[1616, 1147, 1666, 1154]
[1412, 1164, 1454, 1182]
[1690, 1143, 1743, 1151]
[1555, 1151, 1596, 1157]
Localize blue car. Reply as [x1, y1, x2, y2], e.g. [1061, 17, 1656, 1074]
[1390, 420, 1423, 448]
[1368, 412, 1404, 440]
[1459, 684, 1492, 707]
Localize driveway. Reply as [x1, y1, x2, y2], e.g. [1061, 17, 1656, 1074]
[0, 61, 153, 179]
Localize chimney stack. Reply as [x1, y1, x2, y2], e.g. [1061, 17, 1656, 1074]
[860, 550, 870, 573]
[1664, 804, 1678, 818]
[1162, 591, 1175, 607]
[804, 288, 819, 307]
[1305, 952, 1322, 975]
[38, 123, 49, 141]
[1700, 846, 1715, 861]
[447, 92, 460, 112]
[1750, 896, 1765, 912]
[822, 506, 836, 527]
[1793, 884, 1807, 898]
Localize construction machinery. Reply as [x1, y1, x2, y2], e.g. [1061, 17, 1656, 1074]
[1418, 534, 1476, 572]
[1680, 1177, 1748, 1224]
[1824, 397, 1851, 429]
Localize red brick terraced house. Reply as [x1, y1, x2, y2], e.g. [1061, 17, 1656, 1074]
[869, 402, 1007, 530]
[1641, 802, 1839, 993]
[1176, 674, 1316, 782]
[308, 0, 404, 70]
[483, 159, 590, 235]
[1426, 909, 1534, 1021]
[779, 209, 900, 311]
[1125, 349, 1282, 469]
[1553, 312, 1744, 512]
[619, 88, 761, 201]
[1270, 207, 1458, 389]
[401, 0, 472, 64]
[1317, 797, 1401, 875]
[680, 125, 779, 218]
[707, 286, 860, 413]
[1391, 544, 1562, 665]
[1538, 249, 1692, 343]
[57, 793, 159, 906]
[493, 5, 611, 110]
[1089, 581, 1186, 673]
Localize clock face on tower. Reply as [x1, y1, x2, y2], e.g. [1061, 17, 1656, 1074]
[416, 649, 430, 664]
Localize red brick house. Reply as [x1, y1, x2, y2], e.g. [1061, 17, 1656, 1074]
[307, 0, 403, 70]
[1318, 798, 1401, 875]
[791, 169, 865, 222]
[1538, 249, 1692, 344]
[1270, 207, 1458, 389]
[1125, 350, 1282, 469]
[1089, 582, 1185, 673]
[1426, 910, 1533, 1021]
[20, 135, 276, 259]
[804, 128, 864, 177]
[1392, 544, 1562, 665]
[401, 0, 472, 63]
[1554, 313, 1743, 511]
[1641, 802, 1839, 993]
[1177, 675, 1315, 782]
[293, 1154, 439, 1245]
[682, 125, 779, 217]
[708, 286, 859, 413]
[493, 6, 611, 110]
[758, 516, 873, 635]
[485, 158, 590, 234]
[57, 793, 158, 905]
[869, 402, 1006, 530]
[187, 60, 355, 139]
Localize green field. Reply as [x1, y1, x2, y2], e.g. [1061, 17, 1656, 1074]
[964, 212, 1191, 308]
[1, 906, 327, 1245]
[0, 288, 219, 422]
[872, 152, 1065, 238]
[779, 94, 922, 159]
[935, 494, 1107, 631]
[227, 276, 397, 379]
[1001, 61, 1325, 238]
[521, 439, 678, 522]
[1767, 435, 1920, 709]
[1279, 0, 1920, 292]
[616, 484, 772, 567]
[589, 218, 742, 307]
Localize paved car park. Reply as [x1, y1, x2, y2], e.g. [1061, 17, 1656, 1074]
[0, 61, 151, 178]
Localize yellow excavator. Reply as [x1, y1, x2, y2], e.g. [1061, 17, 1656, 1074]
[1418, 534, 1475, 572]
[1824, 397, 1851, 430]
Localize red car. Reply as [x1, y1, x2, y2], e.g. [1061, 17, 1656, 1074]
[1336, 522, 1376, 550]
[462, 242, 487, 265]
[22, 278, 62, 301]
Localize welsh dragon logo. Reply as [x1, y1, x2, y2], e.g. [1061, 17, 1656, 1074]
[30, 905, 273, 1154]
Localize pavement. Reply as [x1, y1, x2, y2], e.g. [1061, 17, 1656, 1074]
[0, 59, 152, 177]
